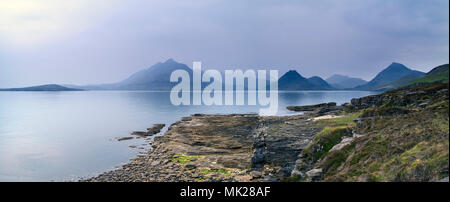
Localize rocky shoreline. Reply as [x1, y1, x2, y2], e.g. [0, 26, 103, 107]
[83, 111, 330, 182]
[83, 83, 449, 182]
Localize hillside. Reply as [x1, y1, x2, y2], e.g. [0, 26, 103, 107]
[376, 74, 425, 91]
[401, 64, 449, 88]
[307, 76, 334, 90]
[287, 83, 449, 182]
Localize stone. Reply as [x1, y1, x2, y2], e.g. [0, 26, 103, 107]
[147, 124, 166, 135]
[150, 160, 160, 166]
[329, 137, 354, 152]
[306, 168, 323, 181]
[131, 131, 148, 136]
[117, 137, 133, 141]
[250, 171, 262, 179]
[184, 163, 197, 170]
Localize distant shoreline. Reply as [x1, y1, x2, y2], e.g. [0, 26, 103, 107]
[0, 84, 83, 91]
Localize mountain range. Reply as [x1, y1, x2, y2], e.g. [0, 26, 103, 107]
[325, 74, 367, 89]
[5, 59, 447, 92]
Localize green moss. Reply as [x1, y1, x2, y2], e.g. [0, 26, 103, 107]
[171, 153, 202, 164]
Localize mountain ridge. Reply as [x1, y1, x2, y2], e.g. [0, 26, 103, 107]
[326, 74, 367, 89]
[353, 62, 425, 91]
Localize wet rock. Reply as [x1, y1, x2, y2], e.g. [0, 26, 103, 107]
[116, 137, 133, 141]
[131, 131, 147, 136]
[147, 124, 165, 135]
[287, 102, 337, 112]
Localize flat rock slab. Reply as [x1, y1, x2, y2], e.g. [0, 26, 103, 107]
[84, 113, 324, 182]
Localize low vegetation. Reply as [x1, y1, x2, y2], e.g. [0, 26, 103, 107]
[291, 83, 449, 182]
[171, 153, 202, 164]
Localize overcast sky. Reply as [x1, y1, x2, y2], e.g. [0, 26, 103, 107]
[0, 0, 448, 88]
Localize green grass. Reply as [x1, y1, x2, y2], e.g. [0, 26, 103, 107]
[402, 72, 449, 88]
[322, 106, 449, 182]
[316, 112, 361, 127]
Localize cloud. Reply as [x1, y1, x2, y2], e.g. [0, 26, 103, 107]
[0, 0, 448, 87]
[0, 0, 118, 47]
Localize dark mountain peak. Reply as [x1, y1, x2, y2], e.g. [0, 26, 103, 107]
[376, 62, 424, 78]
[385, 62, 409, 71]
[282, 70, 305, 79]
[353, 62, 425, 90]
[164, 58, 177, 64]
[117, 59, 192, 88]
[278, 70, 331, 90]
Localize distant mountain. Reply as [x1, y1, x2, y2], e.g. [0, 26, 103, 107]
[326, 74, 367, 89]
[115, 58, 193, 90]
[70, 59, 193, 91]
[400, 64, 449, 88]
[307, 76, 334, 90]
[278, 70, 330, 90]
[353, 62, 425, 91]
[0, 84, 83, 91]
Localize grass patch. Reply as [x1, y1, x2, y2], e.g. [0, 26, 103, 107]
[317, 112, 361, 127]
[171, 153, 202, 164]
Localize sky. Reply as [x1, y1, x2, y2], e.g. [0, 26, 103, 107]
[0, 0, 448, 88]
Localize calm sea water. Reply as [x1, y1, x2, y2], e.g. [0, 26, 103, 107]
[0, 90, 376, 181]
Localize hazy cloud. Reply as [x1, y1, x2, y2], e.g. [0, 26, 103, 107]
[0, 0, 448, 87]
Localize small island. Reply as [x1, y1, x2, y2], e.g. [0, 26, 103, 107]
[0, 84, 83, 91]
